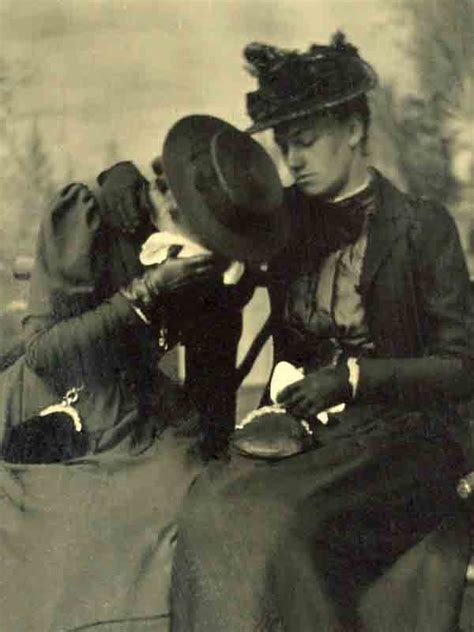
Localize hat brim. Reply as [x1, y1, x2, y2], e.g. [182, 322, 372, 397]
[163, 115, 289, 263]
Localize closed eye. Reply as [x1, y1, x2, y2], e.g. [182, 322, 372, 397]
[275, 129, 320, 152]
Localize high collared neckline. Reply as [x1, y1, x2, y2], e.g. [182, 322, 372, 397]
[331, 173, 372, 204]
[316, 175, 376, 222]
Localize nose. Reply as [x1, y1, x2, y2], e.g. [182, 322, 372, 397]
[286, 145, 305, 173]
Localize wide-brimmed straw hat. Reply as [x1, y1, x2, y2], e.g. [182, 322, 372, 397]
[244, 31, 378, 134]
[162, 114, 288, 263]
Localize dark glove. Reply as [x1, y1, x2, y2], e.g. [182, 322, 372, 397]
[151, 156, 169, 193]
[97, 161, 152, 235]
[277, 356, 471, 416]
[276, 365, 350, 419]
[120, 253, 224, 320]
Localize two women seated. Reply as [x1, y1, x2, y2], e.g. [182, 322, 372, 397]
[1, 33, 473, 632]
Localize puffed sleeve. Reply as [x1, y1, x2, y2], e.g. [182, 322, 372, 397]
[23, 183, 151, 391]
[26, 183, 102, 321]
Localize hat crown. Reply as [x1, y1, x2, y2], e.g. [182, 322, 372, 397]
[210, 127, 282, 215]
[162, 115, 288, 263]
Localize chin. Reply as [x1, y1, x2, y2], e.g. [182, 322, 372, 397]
[297, 177, 349, 201]
[296, 180, 327, 198]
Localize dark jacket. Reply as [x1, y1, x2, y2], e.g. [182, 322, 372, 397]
[267, 170, 473, 407]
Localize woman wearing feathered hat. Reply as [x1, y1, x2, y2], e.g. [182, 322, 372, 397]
[170, 33, 474, 631]
[0, 116, 286, 630]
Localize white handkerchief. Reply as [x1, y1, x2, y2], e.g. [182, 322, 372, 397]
[269, 361, 345, 425]
[270, 361, 304, 404]
[140, 232, 210, 265]
[315, 403, 346, 424]
[140, 231, 245, 285]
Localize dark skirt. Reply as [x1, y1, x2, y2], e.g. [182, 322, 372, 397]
[171, 405, 470, 631]
[0, 428, 204, 632]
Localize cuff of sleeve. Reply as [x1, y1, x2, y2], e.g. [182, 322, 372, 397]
[111, 292, 151, 326]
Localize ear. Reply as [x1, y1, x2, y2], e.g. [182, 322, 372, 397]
[348, 114, 364, 149]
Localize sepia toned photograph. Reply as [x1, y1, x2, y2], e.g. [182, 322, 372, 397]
[1, 0, 474, 630]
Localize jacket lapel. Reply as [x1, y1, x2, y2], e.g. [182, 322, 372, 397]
[359, 171, 410, 297]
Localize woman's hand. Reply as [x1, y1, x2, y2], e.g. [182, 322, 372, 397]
[121, 250, 231, 323]
[276, 365, 351, 419]
[144, 253, 228, 297]
[98, 161, 152, 235]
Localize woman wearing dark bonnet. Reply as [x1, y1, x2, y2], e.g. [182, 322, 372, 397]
[170, 34, 474, 631]
[0, 116, 285, 631]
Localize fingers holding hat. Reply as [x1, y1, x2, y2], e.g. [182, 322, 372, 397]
[151, 155, 169, 194]
[98, 161, 152, 235]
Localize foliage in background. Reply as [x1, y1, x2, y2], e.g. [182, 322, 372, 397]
[0, 58, 57, 265]
[0, 58, 59, 348]
[373, 0, 474, 208]
[0, 59, 125, 350]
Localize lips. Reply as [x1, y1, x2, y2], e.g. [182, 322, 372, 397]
[296, 174, 316, 184]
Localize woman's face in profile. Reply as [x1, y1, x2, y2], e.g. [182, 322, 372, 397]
[148, 180, 181, 232]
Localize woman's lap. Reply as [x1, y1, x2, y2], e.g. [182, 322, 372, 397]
[171, 412, 469, 631]
[0, 428, 203, 632]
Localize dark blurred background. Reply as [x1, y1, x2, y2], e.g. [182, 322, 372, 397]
[1, 0, 473, 391]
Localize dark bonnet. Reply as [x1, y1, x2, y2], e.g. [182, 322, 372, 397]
[244, 31, 378, 133]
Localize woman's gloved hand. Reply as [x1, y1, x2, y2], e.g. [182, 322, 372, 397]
[151, 156, 169, 194]
[97, 161, 152, 235]
[121, 253, 227, 320]
[145, 252, 224, 295]
[276, 365, 351, 419]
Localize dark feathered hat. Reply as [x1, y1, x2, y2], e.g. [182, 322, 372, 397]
[244, 31, 378, 134]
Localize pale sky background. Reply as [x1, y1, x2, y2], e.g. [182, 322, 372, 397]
[1, 0, 414, 182]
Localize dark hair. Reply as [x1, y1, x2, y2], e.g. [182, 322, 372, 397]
[327, 94, 371, 154]
[274, 94, 372, 156]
